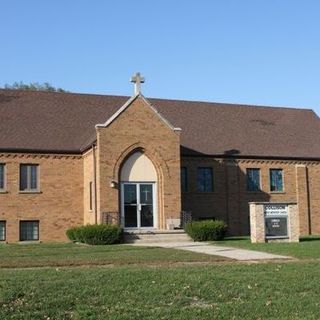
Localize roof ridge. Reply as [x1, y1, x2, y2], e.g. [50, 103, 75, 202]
[0, 88, 130, 100]
[0, 88, 314, 112]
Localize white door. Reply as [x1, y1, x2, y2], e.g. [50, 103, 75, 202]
[121, 182, 157, 229]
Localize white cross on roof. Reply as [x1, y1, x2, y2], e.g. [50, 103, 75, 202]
[130, 72, 145, 95]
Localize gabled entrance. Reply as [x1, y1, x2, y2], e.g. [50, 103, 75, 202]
[120, 151, 158, 230]
[95, 83, 182, 231]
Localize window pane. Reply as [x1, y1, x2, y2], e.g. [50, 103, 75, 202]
[0, 165, 4, 189]
[140, 205, 153, 227]
[32, 221, 39, 240]
[124, 206, 137, 228]
[30, 165, 38, 189]
[197, 168, 213, 192]
[246, 169, 260, 191]
[181, 167, 188, 192]
[140, 184, 153, 205]
[270, 169, 283, 192]
[89, 182, 93, 211]
[0, 221, 5, 241]
[20, 221, 39, 241]
[20, 165, 28, 190]
[124, 185, 137, 204]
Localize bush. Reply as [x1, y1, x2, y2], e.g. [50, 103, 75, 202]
[185, 220, 227, 241]
[66, 226, 79, 241]
[66, 224, 123, 245]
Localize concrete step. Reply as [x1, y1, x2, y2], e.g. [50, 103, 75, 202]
[124, 230, 192, 243]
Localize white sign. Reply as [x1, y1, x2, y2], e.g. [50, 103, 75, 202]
[264, 204, 288, 217]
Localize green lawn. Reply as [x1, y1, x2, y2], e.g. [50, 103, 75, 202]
[1, 242, 320, 319]
[0, 242, 227, 268]
[1, 262, 320, 319]
[213, 236, 320, 259]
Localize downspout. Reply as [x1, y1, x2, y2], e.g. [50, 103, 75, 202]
[92, 143, 98, 224]
[306, 167, 312, 235]
[224, 159, 230, 229]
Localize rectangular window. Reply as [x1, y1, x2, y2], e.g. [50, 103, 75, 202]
[246, 168, 261, 191]
[20, 221, 39, 241]
[0, 221, 6, 241]
[181, 167, 188, 192]
[0, 164, 5, 190]
[20, 164, 39, 191]
[197, 167, 213, 192]
[89, 181, 93, 211]
[270, 169, 284, 192]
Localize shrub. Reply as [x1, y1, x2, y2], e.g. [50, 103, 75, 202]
[66, 224, 123, 245]
[185, 220, 227, 241]
[66, 227, 77, 241]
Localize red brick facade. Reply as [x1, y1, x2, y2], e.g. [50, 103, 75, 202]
[0, 153, 83, 242]
[181, 158, 319, 235]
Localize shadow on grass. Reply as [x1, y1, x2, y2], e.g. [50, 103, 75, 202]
[222, 235, 320, 243]
[219, 237, 250, 242]
[300, 236, 320, 242]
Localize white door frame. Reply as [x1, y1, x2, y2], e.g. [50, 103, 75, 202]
[121, 182, 158, 230]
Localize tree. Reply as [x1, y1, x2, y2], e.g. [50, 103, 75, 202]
[3, 81, 68, 92]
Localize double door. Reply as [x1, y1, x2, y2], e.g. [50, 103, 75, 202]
[121, 182, 156, 229]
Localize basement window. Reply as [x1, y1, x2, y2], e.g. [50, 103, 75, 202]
[20, 220, 39, 241]
[0, 221, 6, 241]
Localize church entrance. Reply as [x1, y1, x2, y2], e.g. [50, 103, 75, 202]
[121, 182, 156, 229]
[120, 151, 158, 230]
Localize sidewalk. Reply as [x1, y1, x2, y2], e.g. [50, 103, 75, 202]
[130, 241, 292, 261]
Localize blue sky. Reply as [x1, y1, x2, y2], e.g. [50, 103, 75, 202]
[1, 1, 320, 112]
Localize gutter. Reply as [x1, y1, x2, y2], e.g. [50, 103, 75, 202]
[181, 153, 320, 162]
[0, 148, 81, 155]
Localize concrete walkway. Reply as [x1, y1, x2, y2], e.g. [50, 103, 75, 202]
[130, 241, 292, 261]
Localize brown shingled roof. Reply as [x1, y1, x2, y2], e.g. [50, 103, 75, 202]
[1, 89, 320, 159]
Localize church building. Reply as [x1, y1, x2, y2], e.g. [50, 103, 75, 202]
[1, 73, 320, 242]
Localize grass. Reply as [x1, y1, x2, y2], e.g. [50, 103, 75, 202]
[1, 241, 320, 319]
[0, 242, 227, 268]
[1, 262, 320, 319]
[213, 236, 320, 259]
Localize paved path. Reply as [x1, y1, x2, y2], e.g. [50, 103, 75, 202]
[130, 241, 292, 261]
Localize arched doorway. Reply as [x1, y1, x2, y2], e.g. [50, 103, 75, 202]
[120, 151, 158, 229]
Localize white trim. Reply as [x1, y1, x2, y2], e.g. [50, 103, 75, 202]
[95, 93, 182, 132]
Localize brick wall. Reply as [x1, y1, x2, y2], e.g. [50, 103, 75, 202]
[0, 153, 83, 242]
[181, 157, 319, 236]
[96, 96, 181, 229]
[306, 164, 320, 234]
